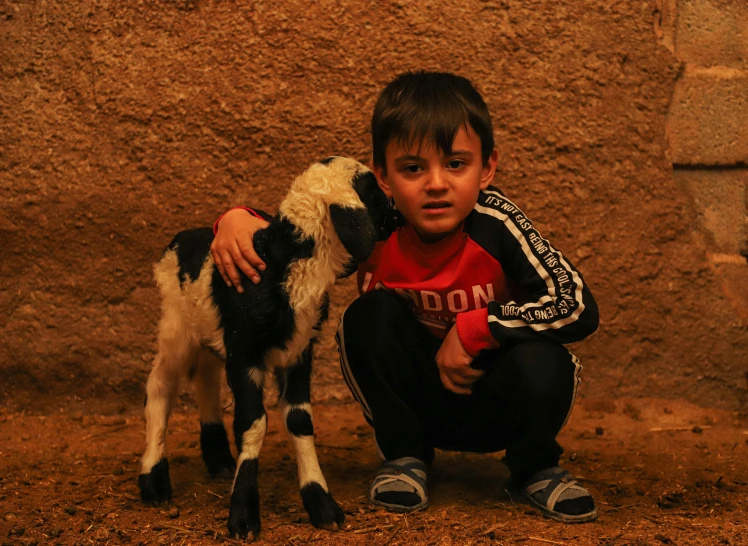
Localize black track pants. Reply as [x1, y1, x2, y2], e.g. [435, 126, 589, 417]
[337, 290, 581, 483]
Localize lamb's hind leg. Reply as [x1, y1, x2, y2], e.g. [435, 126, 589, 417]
[139, 323, 195, 503]
[227, 363, 267, 541]
[280, 347, 345, 530]
[194, 348, 235, 477]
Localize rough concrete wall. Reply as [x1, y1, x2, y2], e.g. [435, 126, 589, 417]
[1, 0, 746, 411]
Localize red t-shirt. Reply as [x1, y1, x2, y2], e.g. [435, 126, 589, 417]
[357, 222, 513, 345]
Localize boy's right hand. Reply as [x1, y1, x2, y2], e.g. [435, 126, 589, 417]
[210, 209, 269, 293]
[435, 324, 484, 395]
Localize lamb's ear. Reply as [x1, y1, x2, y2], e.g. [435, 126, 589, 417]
[329, 204, 377, 263]
[352, 171, 390, 240]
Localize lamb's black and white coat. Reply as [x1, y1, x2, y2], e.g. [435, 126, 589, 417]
[138, 157, 387, 540]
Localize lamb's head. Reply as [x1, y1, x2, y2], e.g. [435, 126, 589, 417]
[278, 156, 388, 277]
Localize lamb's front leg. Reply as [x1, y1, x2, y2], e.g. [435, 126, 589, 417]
[227, 365, 267, 541]
[280, 349, 345, 530]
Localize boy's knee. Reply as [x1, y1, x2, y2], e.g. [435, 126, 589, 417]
[338, 290, 418, 379]
[348, 289, 405, 316]
[342, 290, 408, 341]
[503, 341, 577, 400]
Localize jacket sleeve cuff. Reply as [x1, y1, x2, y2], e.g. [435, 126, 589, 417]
[456, 307, 499, 357]
[213, 207, 264, 235]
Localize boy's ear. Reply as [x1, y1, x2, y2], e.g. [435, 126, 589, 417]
[372, 165, 393, 198]
[479, 148, 499, 190]
[329, 204, 377, 263]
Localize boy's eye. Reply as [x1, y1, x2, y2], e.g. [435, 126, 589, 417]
[447, 159, 466, 169]
[403, 164, 423, 174]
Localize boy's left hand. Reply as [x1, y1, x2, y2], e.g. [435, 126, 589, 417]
[436, 325, 484, 395]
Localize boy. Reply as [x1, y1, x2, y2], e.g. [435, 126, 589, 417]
[211, 71, 599, 523]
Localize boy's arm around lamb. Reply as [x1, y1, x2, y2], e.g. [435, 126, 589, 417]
[211, 207, 273, 291]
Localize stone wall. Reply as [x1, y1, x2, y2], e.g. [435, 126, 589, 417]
[659, 0, 748, 320]
[1, 0, 747, 411]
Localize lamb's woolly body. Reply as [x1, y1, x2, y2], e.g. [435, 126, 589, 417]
[154, 247, 320, 372]
[153, 250, 226, 359]
[139, 157, 384, 540]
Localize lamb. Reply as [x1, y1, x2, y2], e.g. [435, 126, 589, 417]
[137, 156, 388, 540]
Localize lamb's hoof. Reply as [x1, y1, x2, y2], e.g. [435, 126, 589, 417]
[200, 422, 236, 478]
[139, 458, 172, 504]
[301, 482, 345, 530]
[316, 521, 341, 532]
[227, 509, 260, 542]
[228, 484, 261, 541]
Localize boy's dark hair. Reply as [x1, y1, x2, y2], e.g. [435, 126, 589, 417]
[371, 71, 495, 171]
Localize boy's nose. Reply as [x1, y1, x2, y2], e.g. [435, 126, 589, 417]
[425, 171, 448, 191]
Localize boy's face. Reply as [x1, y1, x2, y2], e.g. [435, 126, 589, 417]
[373, 125, 498, 243]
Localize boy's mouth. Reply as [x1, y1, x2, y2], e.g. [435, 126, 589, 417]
[423, 201, 451, 212]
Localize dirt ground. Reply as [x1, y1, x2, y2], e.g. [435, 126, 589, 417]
[1, 394, 746, 546]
